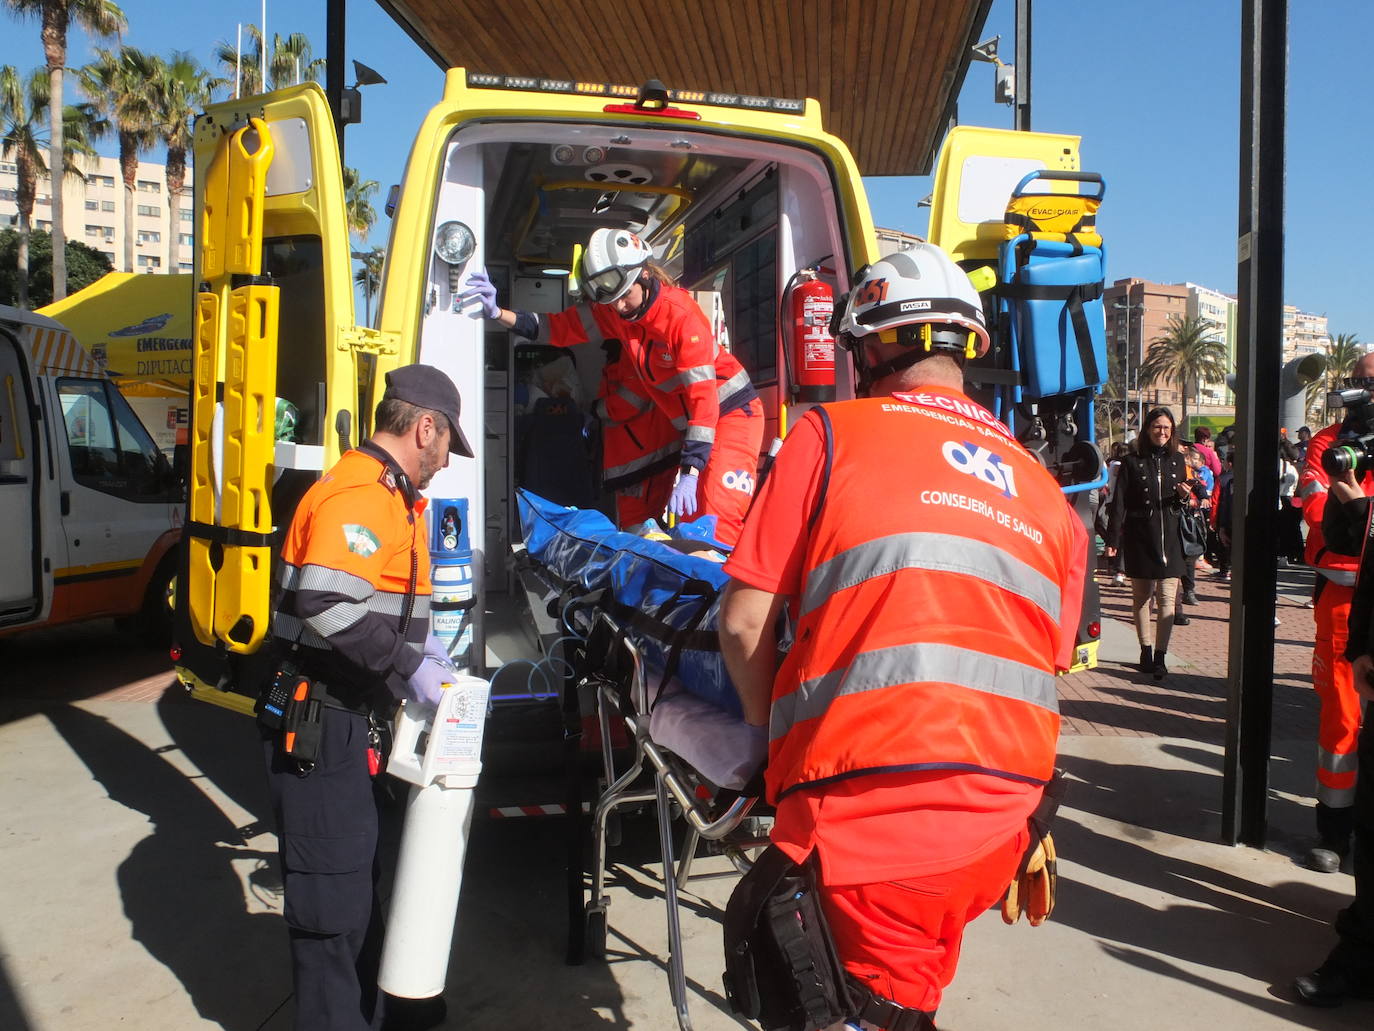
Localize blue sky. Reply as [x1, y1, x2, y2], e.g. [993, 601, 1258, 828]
[3, 0, 1369, 339]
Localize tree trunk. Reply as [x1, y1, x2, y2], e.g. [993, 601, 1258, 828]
[166, 151, 185, 274]
[48, 64, 66, 301]
[16, 209, 31, 310]
[121, 135, 137, 273]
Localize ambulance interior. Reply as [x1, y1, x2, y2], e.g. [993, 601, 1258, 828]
[415, 120, 855, 684]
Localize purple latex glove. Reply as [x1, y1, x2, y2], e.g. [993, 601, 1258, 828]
[424, 633, 451, 664]
[406, 653, 454, 708]
[668, 469, 700, 518]
[464, 270, 501, 320]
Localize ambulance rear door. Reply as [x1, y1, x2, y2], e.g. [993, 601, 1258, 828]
[0, 325, 41, 626]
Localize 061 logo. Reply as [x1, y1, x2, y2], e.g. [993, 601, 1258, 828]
[721, 469, 755, 494]
[941, 440, 1018, 498]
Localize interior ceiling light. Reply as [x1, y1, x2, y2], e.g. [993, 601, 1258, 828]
[582, 146, 606, 164]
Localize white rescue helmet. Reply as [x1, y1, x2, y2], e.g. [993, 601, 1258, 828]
[833, 243, 991, 366]
[579, 227, 654, 304]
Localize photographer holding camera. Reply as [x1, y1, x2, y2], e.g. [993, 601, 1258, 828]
[1293, 404, 1374, 1005]
[1296, 353, 1374, 876]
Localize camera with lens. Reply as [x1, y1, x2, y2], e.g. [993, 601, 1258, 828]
[1322, 384, 1374, 477]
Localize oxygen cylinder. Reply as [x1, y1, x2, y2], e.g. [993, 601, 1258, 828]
[377, 674, 491, 999]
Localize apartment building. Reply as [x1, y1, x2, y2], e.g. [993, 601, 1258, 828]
[1102, 277, 1191, 414]
[1281, 304, 1329, 364]
[0, 153, 194, 276]
[1183, 281, 1235, 404]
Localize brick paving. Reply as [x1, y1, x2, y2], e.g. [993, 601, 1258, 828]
[1064, 561, 1321, 742]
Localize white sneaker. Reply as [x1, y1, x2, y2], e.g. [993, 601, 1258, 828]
[1112, 573, 1126, 586]
[1274, 616, 1281, 626]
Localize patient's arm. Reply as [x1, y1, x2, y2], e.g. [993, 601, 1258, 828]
[719, 579, 784, 728]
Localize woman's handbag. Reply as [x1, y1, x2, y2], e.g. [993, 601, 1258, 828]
[1179, 506, 1207, 558]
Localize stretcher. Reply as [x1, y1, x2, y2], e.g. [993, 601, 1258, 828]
[514, 490, 770, 1031]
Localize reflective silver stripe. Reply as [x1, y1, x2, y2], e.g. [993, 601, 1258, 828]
[532, 313, 551, 344]
[593, 398, 610, 420]
[685, 425, 715, 444]
[801, 532, 1062, 622]
[1300, 480, 1327, 499]
[604, 441, 681, 481]
[1317, 782, 1356, 807]
[1319, 568, 1357, 586]
[306, 599, 370, 637]
[769, 642, 1058, 741]
[272, 611, 331, 650]
[576, 303, 602, 344]
[298, 563, 374, 602]
[716, 369, 751, 402]
[617, 385, 651, 411]
[278, 562, 301, 590]
[1318, 746, 1360, 775]
[661, 364, 716, 391]
[671, 414, 689, 430]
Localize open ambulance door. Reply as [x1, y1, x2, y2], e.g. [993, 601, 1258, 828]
[175, 83, 404, 705]
[0, 326, 41, 627]
[927, 126, 1102, 671]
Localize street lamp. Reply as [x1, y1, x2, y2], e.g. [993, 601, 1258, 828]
[1114, 299, 1145, 434]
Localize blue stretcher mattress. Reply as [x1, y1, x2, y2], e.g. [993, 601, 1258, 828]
[517, 489, 742, 718]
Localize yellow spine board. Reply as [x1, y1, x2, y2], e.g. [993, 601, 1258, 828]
[188, 117, 277, 653]
[214, 283, 280, 652]
[187, 289, 222, 647]
[227, 119, 275, 276]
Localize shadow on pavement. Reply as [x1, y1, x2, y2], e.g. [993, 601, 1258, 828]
[0, 620, 174, 725]
[44, 700, 289, 1030]
[1054, 744, 1370, 1027]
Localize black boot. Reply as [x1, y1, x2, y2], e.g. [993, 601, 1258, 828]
[1153, 650, 1167, 680]
[1138, 645, 1153, 674]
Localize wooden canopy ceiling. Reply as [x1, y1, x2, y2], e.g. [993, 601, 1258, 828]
[372, 0, 991, 176]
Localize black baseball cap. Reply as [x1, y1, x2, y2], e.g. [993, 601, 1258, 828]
[383, 365, 474, 457]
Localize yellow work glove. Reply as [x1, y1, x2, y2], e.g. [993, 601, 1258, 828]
[1001, 830, 1057, 927]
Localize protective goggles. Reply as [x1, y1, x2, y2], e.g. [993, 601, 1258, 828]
[581, 263, 642, 304]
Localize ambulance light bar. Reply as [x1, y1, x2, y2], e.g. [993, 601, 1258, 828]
[465, 72, 805, 115]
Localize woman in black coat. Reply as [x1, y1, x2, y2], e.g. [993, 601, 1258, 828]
[1106, 407, 1195, 679]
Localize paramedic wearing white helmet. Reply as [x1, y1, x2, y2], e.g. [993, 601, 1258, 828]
[720, 243, 1086, 1028]
[466, 228, 763, 546]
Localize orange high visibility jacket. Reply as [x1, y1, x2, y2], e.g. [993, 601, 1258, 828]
[1300, 423, 1374, 584]
[273, 444, 431, 704]
[765, 392, 1085, 804]
[534, 282, 757, 471]
[595, 348, 682, 491]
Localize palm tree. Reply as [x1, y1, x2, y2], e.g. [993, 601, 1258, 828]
[212, 25, 325, 98]
[4, 0, 125, 301]
[343, 166, 378, 242]
[77, 45, 158, 274]
[354, 247, 384, 326]
[1138, 314, 1229, 432]
[1320, 332, 1365, 422]
[150, 51, 212, 273]
[1, 65, 97, 307]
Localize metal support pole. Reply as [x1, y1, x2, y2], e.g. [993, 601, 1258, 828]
[1014, 0, 1032, 132]
[326, 0, 347, 163]
[1223, 0, 1286, 847]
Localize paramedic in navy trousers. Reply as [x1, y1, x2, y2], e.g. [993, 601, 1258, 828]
[263, 366, 473, 1031]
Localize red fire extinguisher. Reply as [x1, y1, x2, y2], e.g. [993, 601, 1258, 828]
[784, 268, 835, 402]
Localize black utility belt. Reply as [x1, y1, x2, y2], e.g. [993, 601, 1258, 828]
[257, 662, 378, 768]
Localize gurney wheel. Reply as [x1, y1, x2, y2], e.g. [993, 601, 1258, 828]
[585, 908, 608, 960]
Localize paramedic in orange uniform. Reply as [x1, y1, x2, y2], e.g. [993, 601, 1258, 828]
[265, 365, 473, 1031]
[466, 228, 763, 546]
[719, 244, 1087, 1026]
[1298, 350, 1374, 873]
[594, 338, 681, 528]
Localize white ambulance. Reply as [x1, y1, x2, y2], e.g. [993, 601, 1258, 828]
[0, 306, 182, 643]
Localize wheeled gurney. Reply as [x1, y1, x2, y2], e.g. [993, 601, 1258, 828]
[514, 489, 770, 1031]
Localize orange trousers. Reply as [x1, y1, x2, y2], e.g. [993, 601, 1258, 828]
[685, 399, 764, 548]
[614, 467, 676, 529]
[1314, 582, 1361, 810]
[818, 827, 1029, 1017]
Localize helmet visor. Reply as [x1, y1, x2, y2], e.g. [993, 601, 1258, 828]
[582, 265, 635, 304]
